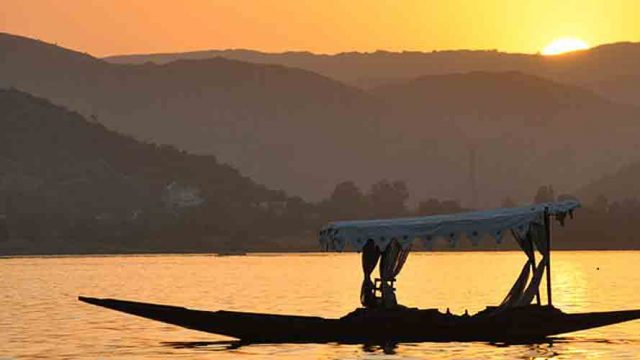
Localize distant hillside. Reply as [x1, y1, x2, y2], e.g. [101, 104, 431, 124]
[576, 161, 640, 203]
[104, 48, 540, 89]
[373, 71, 610, 121]
[4, 33, 640, 206]
[0, 32, 388, 200]
[369, 71, 640, 204]
[0, 89, 318, 255]
[105, 43, 640, 106]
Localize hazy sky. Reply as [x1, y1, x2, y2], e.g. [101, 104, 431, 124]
[1, 0, 639, 57]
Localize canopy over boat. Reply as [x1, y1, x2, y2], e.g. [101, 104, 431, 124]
[319, 200, 580, 252]
[318, 200, 580, 309]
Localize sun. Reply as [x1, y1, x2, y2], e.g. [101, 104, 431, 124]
[542, 37, 590, 55]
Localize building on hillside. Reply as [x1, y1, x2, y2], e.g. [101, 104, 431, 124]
[163, 182, 205, 210]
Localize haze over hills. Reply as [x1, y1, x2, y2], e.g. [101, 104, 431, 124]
[2, 89, 640, 254]
[105, 42, 640, 107]
[577, 161, 640, 204]
[370, 71, 640, 203]
[0, 32, 388, 199]
[0, 89, 320, 254]
[3, 32, 640, 206]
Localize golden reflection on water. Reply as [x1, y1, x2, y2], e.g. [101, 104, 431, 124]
[2, 251, 640, 359]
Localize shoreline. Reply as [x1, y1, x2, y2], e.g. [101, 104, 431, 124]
[2, 248, 640, 260]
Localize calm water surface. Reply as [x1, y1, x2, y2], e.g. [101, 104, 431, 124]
[2, 252, 640, 359]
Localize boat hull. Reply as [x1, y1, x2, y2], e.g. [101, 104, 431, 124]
[78, 296, 640, 343]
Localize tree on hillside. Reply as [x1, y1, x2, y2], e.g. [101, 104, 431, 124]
[534, 185, 555, 203]
[417, 198, 441, 215]
[501, 196, 517, 208]
[323, 181, 368, 220]
[557, 193, 579, 204]
[368, 180, 409, 218]
[417, 198, 464, 215]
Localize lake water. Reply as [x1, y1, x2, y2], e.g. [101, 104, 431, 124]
[2, 252, 640, 359]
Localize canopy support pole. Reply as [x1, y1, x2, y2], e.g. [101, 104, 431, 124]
[544, 208, 552, 306]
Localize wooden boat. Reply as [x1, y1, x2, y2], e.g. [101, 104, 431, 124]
[80, 200, 640, 343]
[79, 296, 640, 343]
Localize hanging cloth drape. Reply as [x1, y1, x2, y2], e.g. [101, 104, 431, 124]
[515, 257, 548, 306]
[379, 239, 411, 308]
[499, 261, 531, 308]
[360, 240, 381, 308]
[499, 215, 550, 309]
[512, 227, 535, 263]
[528, 215, 551, 305]
[530, 218, 548, 257]
[498, 228, 535, 307]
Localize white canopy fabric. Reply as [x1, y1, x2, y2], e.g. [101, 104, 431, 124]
[319, 200, 580, 252]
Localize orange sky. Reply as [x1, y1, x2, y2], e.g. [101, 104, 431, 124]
[1, 0, 639, 57]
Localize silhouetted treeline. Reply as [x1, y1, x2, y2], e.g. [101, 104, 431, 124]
[554, 195, 640, 250]
[317, 180, 466, 220]
[501, 186, 640, 250]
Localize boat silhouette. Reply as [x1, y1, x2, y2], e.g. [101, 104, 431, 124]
[80, 200, 640, 343]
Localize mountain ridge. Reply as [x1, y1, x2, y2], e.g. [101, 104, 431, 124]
[104, 40, 640, 106]
[3, 32, 640, 206]
[104, 41, 639, 64]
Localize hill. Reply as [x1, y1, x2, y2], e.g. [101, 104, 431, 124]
[4, 33, 640, 206]
[1, 88, 639, 253]
[0, 89, 318, 255]
[368, 71, 640, 204]
[105, 43, 640, 107]
[1, 32, 388, 200]
[576, 161, 640, 204]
